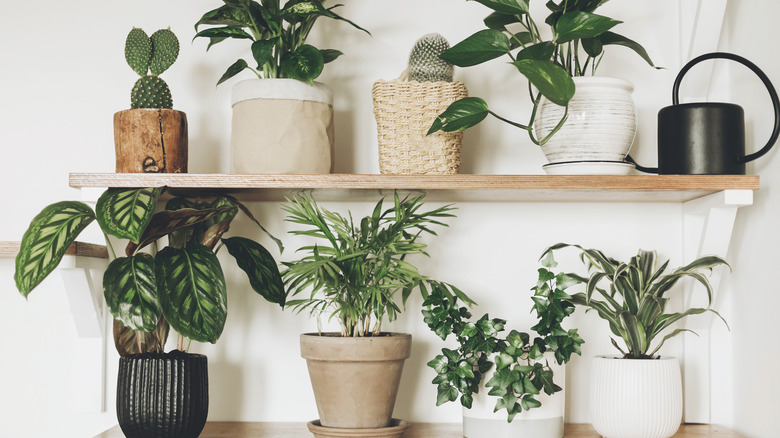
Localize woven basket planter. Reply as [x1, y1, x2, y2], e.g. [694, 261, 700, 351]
[372, 80, 468, 175]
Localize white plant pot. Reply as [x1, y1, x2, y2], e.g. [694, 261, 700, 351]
[535, 77, 637, 166]
[230, 78, 334, 174]
[589, 356, 682, 438]
[463, 354, 565, 438]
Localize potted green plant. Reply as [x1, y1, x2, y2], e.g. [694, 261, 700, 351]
[14, 188, 285, 438]
[194, 0, 369, 174]
[540, 243, 728, 438]
[428, 0, 657, 173]
[115, 27, 188, 174]
[281, 192, 470, 436]
[423, 251, 584, 438]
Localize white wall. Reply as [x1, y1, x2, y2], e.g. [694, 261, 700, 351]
[0, 0, 775, 437]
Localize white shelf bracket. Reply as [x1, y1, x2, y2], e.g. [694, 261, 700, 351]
[681, 189, 751, 424]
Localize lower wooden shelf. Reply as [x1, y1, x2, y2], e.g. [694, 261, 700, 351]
[94, 422, 742, 437]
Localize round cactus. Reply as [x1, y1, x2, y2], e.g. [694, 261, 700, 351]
[131, 75, 173, 109]
[149, 28, 180, 76]
[125, 28, 151, 77]
[408, 33, 454, 82]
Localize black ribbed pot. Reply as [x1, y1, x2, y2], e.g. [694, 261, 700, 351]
[117, 351, 209, 438]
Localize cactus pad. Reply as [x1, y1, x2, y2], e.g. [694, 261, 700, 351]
[149, 28, 180, 76]
[125, 28, 151, 76]
[131, 76, 173, 109]
[408, 33, 454, 82]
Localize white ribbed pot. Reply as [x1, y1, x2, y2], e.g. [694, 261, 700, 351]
[535, 77, 637, 166]
[589, 356, 682, 438]
[230, 78, 334, 174]
[462, 353, 565, 438]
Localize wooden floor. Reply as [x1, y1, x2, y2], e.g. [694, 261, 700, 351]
[95, 422, 743, 437]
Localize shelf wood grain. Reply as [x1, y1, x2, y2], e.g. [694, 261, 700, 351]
[93, 422, 743, 437]
[69, 173, 760, 203]
[0, 241, 108, 259]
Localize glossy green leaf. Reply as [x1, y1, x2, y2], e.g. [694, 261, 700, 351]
[428, 97, 490, 134]
[103, 253, 161, 332]
[252, 38, 278, 69]
[320, 49, 343, 64]
[512, 59, 575, 106]
[193, 26, 253, 41]
[599, 31, 657, 68]
[156, 244, 227, 344]
[96, 188, 161, 243]
[15, 201, 95, 296]
[280, 44, 324, 84]
[436, 383, 459, 406]
[484, 11, 521, 30]
[195, 4, 253, 30]
[581, 36, 603, 57]
[517, 42, 555, 61]
[469, 0, 530, 15]
[619, 311, 647, 356]
[218, 58, 251, 85]
[223, 236, 286, 307]
[440, 29, 511, 67]
[555, 11, 621, 43]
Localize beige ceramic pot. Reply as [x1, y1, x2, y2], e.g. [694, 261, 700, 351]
[113, 108, 188, 173]
[300, 332, 412, 429]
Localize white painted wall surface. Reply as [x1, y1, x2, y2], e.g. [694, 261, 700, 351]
[0, 0, 776, 437]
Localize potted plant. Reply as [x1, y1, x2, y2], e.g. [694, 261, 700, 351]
[281, 192, 470, 436]
[428, 0, 657, 174]
[540, 243, 728, 438]
[423, 251, 584, 438]
[194, 0, 369, 174]
[14, 188, 285, 438]
[115, 27, 187, 173]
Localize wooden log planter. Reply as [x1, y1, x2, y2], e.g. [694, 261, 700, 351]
[114, 108, 188, 173]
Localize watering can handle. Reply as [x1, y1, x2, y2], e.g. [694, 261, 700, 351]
[673, 52, 780, 164]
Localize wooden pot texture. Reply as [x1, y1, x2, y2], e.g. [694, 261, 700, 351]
[114, 108, 188, 173]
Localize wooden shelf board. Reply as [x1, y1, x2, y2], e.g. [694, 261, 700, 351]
[0, 241, 108, 259]
[69, 173, 759, 203]
[94, 422, 742, 437]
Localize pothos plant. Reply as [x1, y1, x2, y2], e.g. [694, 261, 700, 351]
[541, 243, 729, 359]
[424, 250, 584, 421]
[428, 0, 657, 145]
[194, 0, 369, 85]
[281, 192, 473, 337]
[14, 188, 285, 355]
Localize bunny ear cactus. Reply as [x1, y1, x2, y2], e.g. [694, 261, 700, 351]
[125, 27, 180, 109]
[408, 33, 454, 82]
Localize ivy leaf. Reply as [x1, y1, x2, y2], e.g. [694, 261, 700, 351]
[436, 383, 459, 406]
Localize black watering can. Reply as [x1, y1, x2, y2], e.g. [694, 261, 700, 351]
[630, 52, 780, 175]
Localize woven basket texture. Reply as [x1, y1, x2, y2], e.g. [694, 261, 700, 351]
[372, 80, 468, 174]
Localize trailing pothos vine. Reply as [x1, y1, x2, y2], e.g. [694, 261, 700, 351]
[423, 251, 585, 421]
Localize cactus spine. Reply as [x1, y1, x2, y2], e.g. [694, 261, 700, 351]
[125, 27, 179, 109]
[407, 33, 454, 83]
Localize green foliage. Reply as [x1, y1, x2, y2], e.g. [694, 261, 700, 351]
[282, 192, 470, 337]
[408, 33, 454, 83]
[14, 189, 284, 355]
[423, 257, 584, 421]
[428, 0, 657, 145]
[194, 0, 370, 85]
[541, 243, 729, 359]
[124, 27, 179, 109]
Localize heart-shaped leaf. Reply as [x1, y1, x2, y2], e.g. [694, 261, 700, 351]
[512, 59, 575, 106]
[428, 97, 490, 134]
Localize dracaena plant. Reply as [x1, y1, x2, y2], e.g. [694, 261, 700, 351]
[281, 192, 472, 337]
[194, 0, 369, 85]
[14, 188, 285, 356]
[541, 243, 729, 359]
[423, 254, 584, 421]
[428, 0, 656, 145]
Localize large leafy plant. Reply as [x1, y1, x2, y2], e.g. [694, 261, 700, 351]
[282, 192, 472, 337]
[424, 254, 584, 421]
[428, 0, 656, 145]
[541, 243, 728, 359]
[194, 0, 369, 85]
[14, 188, 285, 355]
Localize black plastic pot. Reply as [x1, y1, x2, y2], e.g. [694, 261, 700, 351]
[117, 351, 209, 438]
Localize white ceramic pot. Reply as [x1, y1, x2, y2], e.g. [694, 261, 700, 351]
[535, 77, 637, 165]
[230, 78, 334, 174]
[463, 354, 565, 438]
[589, 356, 682, 438]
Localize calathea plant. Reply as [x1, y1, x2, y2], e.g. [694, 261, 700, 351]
[194, 0, 369, 85]
[14, 188, 285, 355]
[125, 28, 180, 109]
[541, 243, 729, 359]
[424, 252, 584, 420]
[428, 0, 656, 145]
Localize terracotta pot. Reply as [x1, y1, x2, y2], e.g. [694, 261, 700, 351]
[300, 332, 412, 429]
[113, 108, 188, 173]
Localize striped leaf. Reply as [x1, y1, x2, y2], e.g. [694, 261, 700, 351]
[96, 188, 162, 242]
[15, 201, 95, 297]
[128, 204, 235, 254]
[103, 253, 161, 332]
[156, 244, 227, 344]
[223, 237, 286, 307]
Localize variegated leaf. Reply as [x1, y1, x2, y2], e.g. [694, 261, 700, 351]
[223, 237, 286, 307]
[113, 317, 169, 356]
[15, 201, 95, 297]
[96, 187, 162, 242]
[128, 204, 235, 254]
[103, 253, 161, 331]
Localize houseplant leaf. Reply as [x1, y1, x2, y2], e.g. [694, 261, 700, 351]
[440, 29, 511, 67]
[599, 31, 657, 68]
[554, 11, 621, 43]
[218, 58, 251, 85]
[127, 204, 236, 254]
[428, 97, 490, 134]
[96, 187, 162, 243]
[251, 38, 279, 69]
[195, 4, 253, 30]
[156, 244, 227, 344]
[15, 201, 95, 297]
[113, 317, 169, 356]
[103, 253, 161, 332]
[469, 0, 530, 15]
[223, 236, 286, 307]
[512, 59, 575, 106]
[280, 44, 324, 84]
